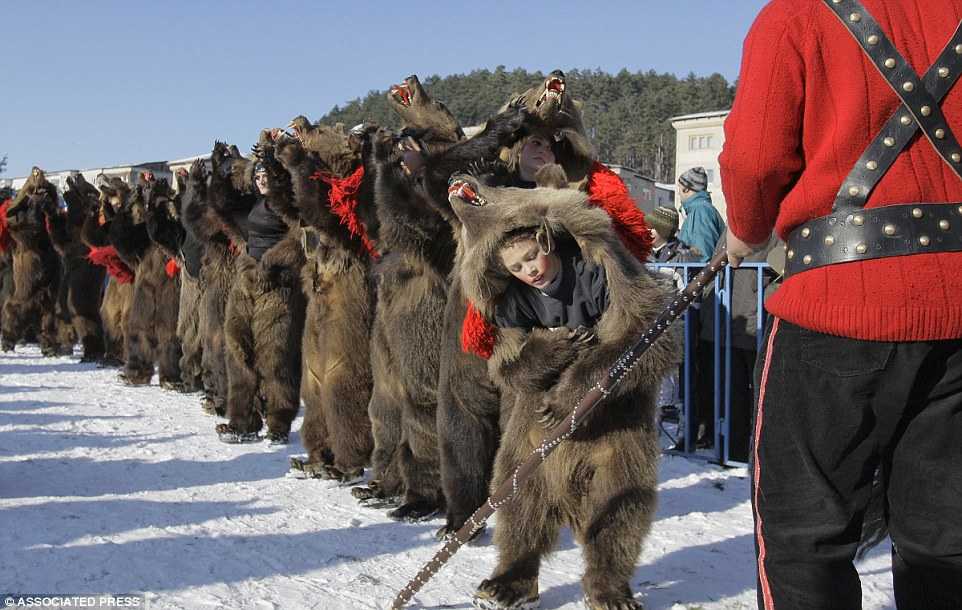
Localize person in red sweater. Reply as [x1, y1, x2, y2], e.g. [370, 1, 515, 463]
[721, 0, 962, 608]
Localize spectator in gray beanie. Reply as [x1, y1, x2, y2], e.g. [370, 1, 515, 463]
[678, 166, 709, 192]
[676, 167, 724, 262]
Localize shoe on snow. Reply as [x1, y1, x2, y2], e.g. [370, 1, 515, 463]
[215, 423, 261, 444]
[582, 593, 642, 610]
[160, 380, 185, 392]
[331, 466, 365, 486]
[387, 500, 441, 522]
[289, 456, 322, 479]
[352, 483, 401, 508]
[265, 431, 289, 445]
[473, 584, 540, 610]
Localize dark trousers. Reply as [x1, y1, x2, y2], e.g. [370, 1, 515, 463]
[751, 318, 962, 610]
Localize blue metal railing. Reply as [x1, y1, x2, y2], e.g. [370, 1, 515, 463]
[647, 261, 773, 467]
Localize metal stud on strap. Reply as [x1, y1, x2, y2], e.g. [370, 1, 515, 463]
[821, 0, 962, 213]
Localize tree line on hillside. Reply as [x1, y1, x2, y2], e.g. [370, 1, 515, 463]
[320, 66, 735, 183]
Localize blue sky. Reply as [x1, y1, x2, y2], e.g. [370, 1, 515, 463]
[3, 1, 769, 178]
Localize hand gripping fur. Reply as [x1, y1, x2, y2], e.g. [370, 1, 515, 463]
[391, 250, 730, 609]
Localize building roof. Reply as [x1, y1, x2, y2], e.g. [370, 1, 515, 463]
[9, 160, 171, 183]
[603, 163, 664, 184]
[669, 109, 731, 124]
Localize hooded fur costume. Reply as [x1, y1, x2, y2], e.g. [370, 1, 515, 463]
[45, 174, 108, 362]
[1, 169, 62, 355]
[212, 139, 307, 441]
[430, 71, 652, 539]
[106, 177, 183, 387]
[450, 174, 680, 610]
[272, 121, 377, 479]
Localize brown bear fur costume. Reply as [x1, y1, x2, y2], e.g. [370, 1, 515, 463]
[353, 126, 454, 519]
[105, 177, 182, 387]
[44, 173, 108, 361]
[1, 168, 62, 355]
[429, 70, 655, 539]
[0, 251, 12, 331]
[180, 156, 239, 415]
[351, 98, 530, 519]
[408, 93, 531, 538]
[145, 169, 204, 392]
[449, 172, 679, 610]
[80, 178, 137, 365]
[273, 121, 377, 480]
[143, 175, 201, 392]
[210, 139, 307, 442]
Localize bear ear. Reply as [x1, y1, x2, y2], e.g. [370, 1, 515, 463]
[536, 218, 555, 255]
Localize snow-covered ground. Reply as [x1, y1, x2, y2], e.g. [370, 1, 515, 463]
[0, 346, 895, 610]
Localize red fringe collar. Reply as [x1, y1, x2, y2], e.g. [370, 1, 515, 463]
[87, 245, 135, 284]
[310, 165, 379, 260]
[585, 161, 653, 261]
[460, 163, 651, 359]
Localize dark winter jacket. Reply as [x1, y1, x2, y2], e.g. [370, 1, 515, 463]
[246, 197, 288, 262]
[494, 240, 609, 331]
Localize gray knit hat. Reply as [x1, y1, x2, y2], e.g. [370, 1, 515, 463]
[645, 206, 679, 239]
[678, 166, 708, 192]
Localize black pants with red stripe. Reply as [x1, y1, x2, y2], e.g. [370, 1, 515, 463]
[751, 318, 962, 610]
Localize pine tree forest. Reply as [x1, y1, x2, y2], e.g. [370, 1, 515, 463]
[320, 67, 735, 183]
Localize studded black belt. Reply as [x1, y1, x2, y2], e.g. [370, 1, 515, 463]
[783, 203, 962, 278]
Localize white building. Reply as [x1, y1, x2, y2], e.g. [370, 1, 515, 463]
[9, 161, 172, 194]
[167, 154, 210, 192]
[670, 109, 730, 219]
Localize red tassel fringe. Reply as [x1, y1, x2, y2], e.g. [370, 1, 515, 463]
[586, 161, 653, 262]
[310, 165, 379, 260]
[460, 302, 497, 360]
[0, 199, 11, 253]
[165, 258, 181, 278]
[460, 163, 653, 359]
[87, 245, 135, 284]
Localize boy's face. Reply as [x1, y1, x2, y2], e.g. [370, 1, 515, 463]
[500, 237, 560, 290]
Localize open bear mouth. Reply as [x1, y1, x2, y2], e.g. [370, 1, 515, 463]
[536, 76, 566, 108]
[448, 179, 487, 207]
[390, 83, 412, 107]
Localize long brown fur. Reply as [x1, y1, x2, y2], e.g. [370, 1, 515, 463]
[181, 158, 234, 413]
[50, 174, 108, 361]
[451, 175, 680, 609]
[274, 125, 377, 477]
[356, 126, 454, 517]
[217, 139, 306, 438]
[109, 181, 182, 385]
[1, 168, 62, 355]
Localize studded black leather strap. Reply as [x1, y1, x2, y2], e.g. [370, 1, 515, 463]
[822, 0, 962, 213]
[783, 202, 962, 277]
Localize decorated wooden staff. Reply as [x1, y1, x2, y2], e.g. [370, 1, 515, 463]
[391, 250, 730, 609]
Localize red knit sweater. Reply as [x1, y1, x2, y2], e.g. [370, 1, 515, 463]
[720, 0, 962, 341]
